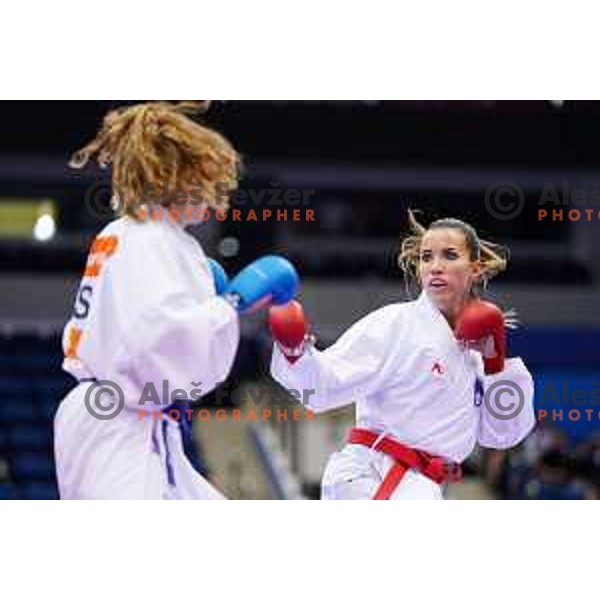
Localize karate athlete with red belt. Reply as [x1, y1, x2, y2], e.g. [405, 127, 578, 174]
[269, 211, 535, 500]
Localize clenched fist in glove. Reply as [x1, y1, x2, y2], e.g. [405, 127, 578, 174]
[455, 298, 506, 374]
[268, 300, 312, 364]
[207, 258, 230, 295]
[224, 255, 299, 314]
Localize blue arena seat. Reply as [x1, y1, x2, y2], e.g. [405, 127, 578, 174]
[36, 398, 60, 421]
[10, 334, 53, 354]
[35, 375, 73, 399]
[0, 377, 31, 394]
[19, 482, 59, 500]
[6, 426, 52, 451]
[35, 378, 73, 420]
[0, 399, 37, 422]
[0, 482, 17, 500]
[10, 453, 55, 480]
[0, 352, 15, 373]
[13, 354, 56, 375]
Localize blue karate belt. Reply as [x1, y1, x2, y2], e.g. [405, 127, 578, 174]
[158, 401, 208, 487]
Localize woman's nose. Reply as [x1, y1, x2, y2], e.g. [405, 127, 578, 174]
[431, 258, 444, 273]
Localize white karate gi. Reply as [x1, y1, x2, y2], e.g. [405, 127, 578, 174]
[270, 291, 535, 500]
[54, 216, 239, 499]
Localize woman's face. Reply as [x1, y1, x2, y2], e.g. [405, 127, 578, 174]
[418, 227, 481, 323]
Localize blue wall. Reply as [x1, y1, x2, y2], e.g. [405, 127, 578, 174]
[510, 328, 600, 442]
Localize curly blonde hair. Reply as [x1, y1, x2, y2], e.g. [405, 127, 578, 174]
[69, 101, 240, 216]
[398, 209, 509, 294]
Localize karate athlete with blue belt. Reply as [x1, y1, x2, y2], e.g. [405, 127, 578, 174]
[54, 100, 298, 499]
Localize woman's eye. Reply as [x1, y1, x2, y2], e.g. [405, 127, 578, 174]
[445, 250, 459, 260]
[420, 253, 431, 262]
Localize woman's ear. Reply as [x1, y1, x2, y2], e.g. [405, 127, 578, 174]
[471, 259, 483, 283]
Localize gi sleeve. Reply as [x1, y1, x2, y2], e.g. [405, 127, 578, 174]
[108, 224, 239, 408]
[477, 357, 536, 449]
[270, 306, 394, 413]
[116, 294, 239, 407]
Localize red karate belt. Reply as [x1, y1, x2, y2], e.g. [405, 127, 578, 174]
[347, 428, 463, 500]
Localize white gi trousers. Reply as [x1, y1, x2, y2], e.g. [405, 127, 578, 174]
[55, 382, 225, 500]
[321, 444, 444, 500]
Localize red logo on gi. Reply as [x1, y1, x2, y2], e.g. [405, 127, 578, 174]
[431, 361, 446, 376]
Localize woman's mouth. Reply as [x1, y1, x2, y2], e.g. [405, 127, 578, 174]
[429, 279, 448, 290]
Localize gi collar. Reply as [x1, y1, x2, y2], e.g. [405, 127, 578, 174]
[415, 290, 460, 349]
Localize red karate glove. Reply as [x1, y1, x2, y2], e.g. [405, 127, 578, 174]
[455, 299, 506, 374]
[268, 300, 311, 364]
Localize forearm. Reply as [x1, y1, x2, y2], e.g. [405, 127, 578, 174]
[270, 344, 357, 413]
[478, 357, 536, 449]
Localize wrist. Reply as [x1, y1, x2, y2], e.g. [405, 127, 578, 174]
[276, 334, 315, 361]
